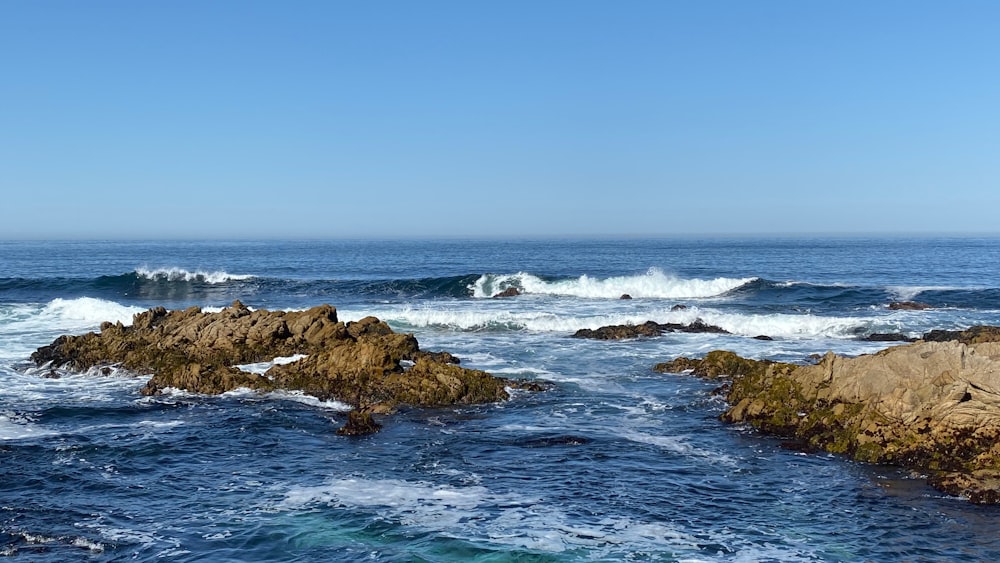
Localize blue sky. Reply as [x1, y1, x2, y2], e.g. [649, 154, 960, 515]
[2, 1, 998, 239]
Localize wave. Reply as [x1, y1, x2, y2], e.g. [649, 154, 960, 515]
[346, 305, 895, 339]
[134, 267, 254, 284]
[469, 269, 756, 299]
[0, 297, 145, 333]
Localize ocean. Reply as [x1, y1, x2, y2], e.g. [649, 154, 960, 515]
[2, 237, 1000, 561]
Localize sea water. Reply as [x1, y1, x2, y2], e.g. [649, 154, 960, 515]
[2, 237, 1000, 561]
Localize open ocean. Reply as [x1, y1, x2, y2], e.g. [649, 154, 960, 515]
[3, 237, 1000, 562]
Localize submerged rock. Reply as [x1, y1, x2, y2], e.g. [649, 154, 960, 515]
[31, 301, 516, 435]
[654, 326, 1000, 503]
[492, 287, 521, 298]
[888, 300, 933, 310]
[572, 319, 729, 340]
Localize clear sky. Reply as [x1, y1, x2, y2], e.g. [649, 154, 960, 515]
[2, 1, 998, 239]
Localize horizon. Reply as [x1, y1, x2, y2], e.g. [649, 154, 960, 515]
[3, 1, 998, 239]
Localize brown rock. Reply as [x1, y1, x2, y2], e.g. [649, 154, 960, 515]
[337, 410, 382, 436]
[30, 302, 516, 424]
[492, 287, 521, 298]
[888, 301, 932, 310]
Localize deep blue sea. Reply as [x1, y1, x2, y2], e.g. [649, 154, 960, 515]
[3, 237, 1000, 561]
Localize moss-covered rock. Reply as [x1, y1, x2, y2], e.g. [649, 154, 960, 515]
[655, 330, 1000, 503]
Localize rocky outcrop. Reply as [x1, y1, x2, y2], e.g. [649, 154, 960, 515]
[654, 326, 1000, 503]
[492, 287, 521, 298]
[888, 300, 933, 310]
[573, 319, 729, 340]
[31, 301, 517, 435]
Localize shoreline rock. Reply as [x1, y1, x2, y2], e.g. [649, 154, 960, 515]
[653, 326, 1000, 503]
[572, 319, 729, 340]
[31, 301, 523, 435]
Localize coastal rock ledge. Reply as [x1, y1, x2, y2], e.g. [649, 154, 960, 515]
[654, 327, 1000, 503]
[31, 301, 520, 435]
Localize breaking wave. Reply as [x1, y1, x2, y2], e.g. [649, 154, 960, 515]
[469, 268, 756, 299]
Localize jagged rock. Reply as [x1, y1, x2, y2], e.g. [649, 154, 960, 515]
[572, 319, 729, 340]
[492, 287, 521, 298]
[619, 294, 632, 300]
[31, 302, 514, 427]
[888, 301, 933, 310]
[655, 326, 1000, 503]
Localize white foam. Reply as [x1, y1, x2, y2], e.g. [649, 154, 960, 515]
[267, 390, 352, 411]
[277, 477, 816, 557]
[135, 267, 254, 284]
[0, 413, 57, 441]
[617, 429, 737, 466]
[469, 268, 755, 299]
[886, 285, 965, 302]
[342, 304, 875, 340]
[234, 354, 308, 375]
[40, 297, 145, 328]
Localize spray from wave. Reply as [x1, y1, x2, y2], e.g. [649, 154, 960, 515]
[469, 268, 756, 299]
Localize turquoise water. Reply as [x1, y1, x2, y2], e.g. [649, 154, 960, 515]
[2, 237, 1000, 561]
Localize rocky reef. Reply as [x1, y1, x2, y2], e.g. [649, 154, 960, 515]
[654, 326, 1000, 503]
[31, 301, 520, 435]
[572, 319, 729, 340]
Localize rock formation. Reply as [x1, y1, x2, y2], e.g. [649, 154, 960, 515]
[492, 287, 521, 298]
[888, 300, 933, 310]
[573, 319, 729, 340]
[31, 301, 518, 435]
[654, 326, 1000, 503]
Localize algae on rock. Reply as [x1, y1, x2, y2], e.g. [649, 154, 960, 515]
[31, 301, 515, 435]
[654, 327, 1000, 504]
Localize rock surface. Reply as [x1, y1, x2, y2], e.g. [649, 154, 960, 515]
[654, 326, 1000, 503]
[573, 319, 729, 340]
[31, 301, 515, 434]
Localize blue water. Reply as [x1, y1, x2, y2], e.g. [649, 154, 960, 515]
[2, 237, 1000, 561]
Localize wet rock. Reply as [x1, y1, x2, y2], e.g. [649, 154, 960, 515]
[921, 325, 1000, 344]
[888, 301, 932, 310]
[619, 294, 632, 300]
[863, 332, 917, 342]
[492, 287, 521, 298]
[656, 328, 1000, 503]
[30, 302, 515, 422]
[337, 410, 382, 436]
[670, 304, 688, 311]
[572, 319, 729, 340]
[753, 335, 774, 341]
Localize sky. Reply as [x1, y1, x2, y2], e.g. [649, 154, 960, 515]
[1, 1, 998, 239]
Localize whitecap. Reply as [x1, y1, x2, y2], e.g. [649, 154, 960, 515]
[135, 267, 254, 284]
[469, 268, 756, 299]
